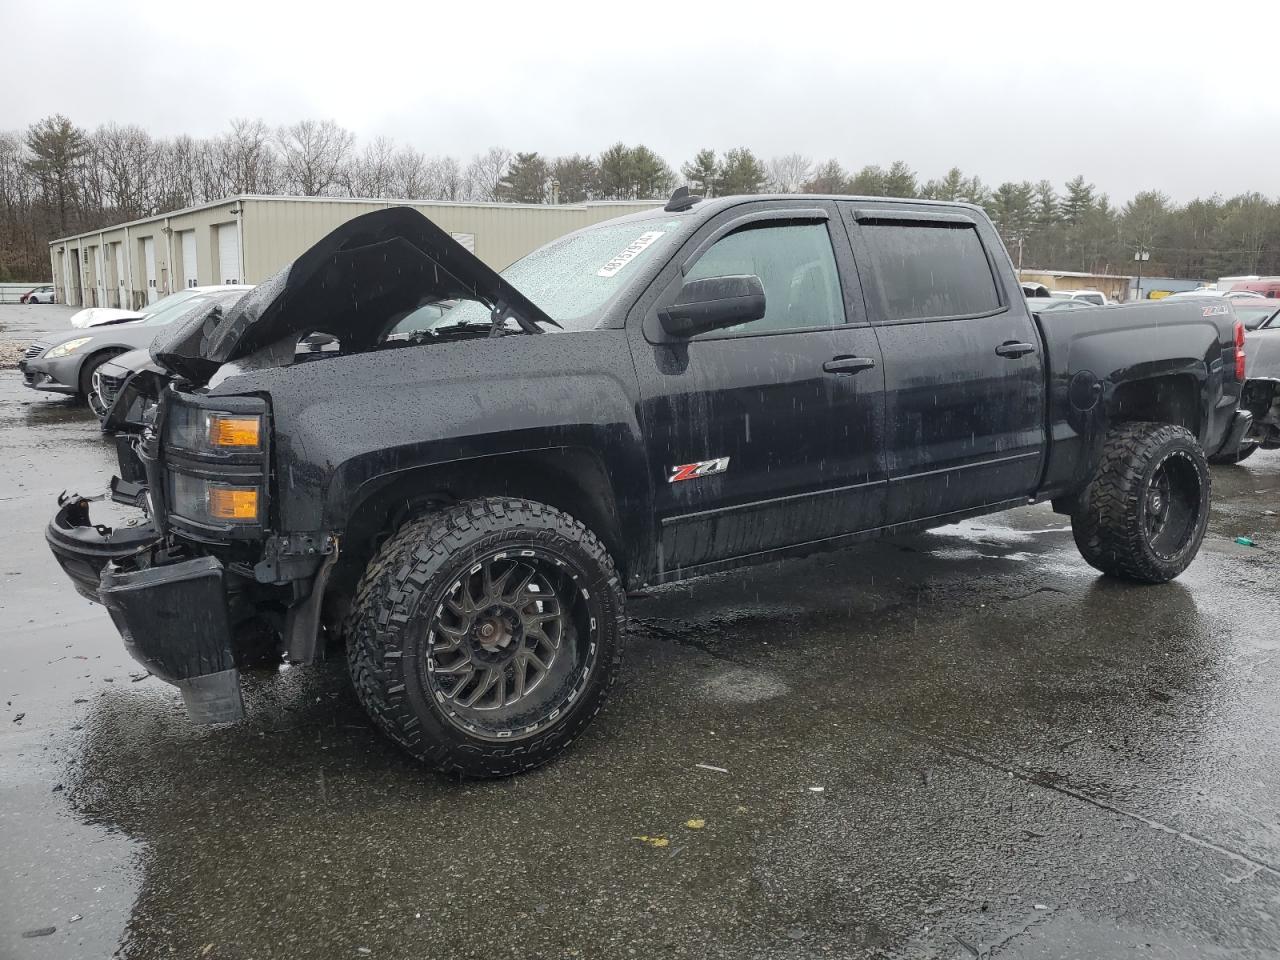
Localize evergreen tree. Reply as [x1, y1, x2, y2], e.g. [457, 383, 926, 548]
[882, 160, 918, 198]
[495, 151, 550, 203]
[597, 142, 632, 199]
[717, 147, 767, 195]
[550, 154, 599, 203]
[1061, 175, 1095, 225]
[991, 181, 1036, 236]
[25, 114, 88, 235]
[598, 143, 674, 199]
[923, 167, 967, 201]
[1033, 180, 1059, 225]
[680, 149, 718, 196]
[850, 164, 886, 195]
[628, 145, 675, 199]
[802, 159, 851, 194]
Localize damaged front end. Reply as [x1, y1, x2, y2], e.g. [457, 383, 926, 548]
[48, 375, 341, 724]
[45, 207, 533, 724]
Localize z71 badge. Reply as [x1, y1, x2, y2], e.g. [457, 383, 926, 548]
[668, 457, 731, 483]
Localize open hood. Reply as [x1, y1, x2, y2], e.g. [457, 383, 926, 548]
[150, 206, 556, 383]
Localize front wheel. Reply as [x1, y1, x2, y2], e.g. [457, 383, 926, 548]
[1071, 422, 1210, 583]
[78, 350, 123, 412]
[345, 498, 625, 777]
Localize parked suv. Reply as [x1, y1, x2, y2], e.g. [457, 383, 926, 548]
[48, 198, 1251, 777]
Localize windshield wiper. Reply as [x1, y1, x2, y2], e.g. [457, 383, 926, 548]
[428, 320, 494, 335]
[430, 299, 562, 338]
[490, 299, 560, 336]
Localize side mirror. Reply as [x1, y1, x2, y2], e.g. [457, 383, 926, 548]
[659, 275, 766, 338]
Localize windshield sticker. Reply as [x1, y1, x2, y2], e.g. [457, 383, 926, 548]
[597, 231, 666, 278]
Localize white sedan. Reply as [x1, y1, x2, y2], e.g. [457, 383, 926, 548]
[70, 285, 247, 328]
[22, 285, 56, 304]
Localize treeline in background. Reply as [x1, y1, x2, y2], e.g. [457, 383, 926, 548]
[3, 114, 1278, 284]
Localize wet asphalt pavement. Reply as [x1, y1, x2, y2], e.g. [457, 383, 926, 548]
[2, 304, 1280, 959]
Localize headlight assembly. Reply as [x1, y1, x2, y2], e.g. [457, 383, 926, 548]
[170, 473, 261, 525]
[44, 337, 92, 359]
[167, 406, 263, 453]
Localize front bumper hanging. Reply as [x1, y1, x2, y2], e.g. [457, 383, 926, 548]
[45, 495, 245, 724]
[101, 556, 244, 724]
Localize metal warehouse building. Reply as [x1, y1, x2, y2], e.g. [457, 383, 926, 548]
[48, 196, 662, 309]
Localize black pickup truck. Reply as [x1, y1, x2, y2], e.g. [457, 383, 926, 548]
[47, 194, 1252, 776]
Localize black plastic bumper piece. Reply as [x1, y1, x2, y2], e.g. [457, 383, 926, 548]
[45, 497, 160, 602]
[1218, 409, 1254, 458]
[100, 555, 245, 724]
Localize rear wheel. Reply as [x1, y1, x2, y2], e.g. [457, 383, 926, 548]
[345, 498, 625, 777]
[1071, 422, 1210, 583]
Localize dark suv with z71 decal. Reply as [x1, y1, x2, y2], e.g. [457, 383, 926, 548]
[47, 192, 1252, 776]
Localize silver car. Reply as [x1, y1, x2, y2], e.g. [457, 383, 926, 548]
[18, 288, 251, 408]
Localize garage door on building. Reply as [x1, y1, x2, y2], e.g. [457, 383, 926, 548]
[114, 243, 126, 308]
[216, 223, 240, 284]
[142, 236, 157, 305]
[93, 246, 105, 307]
[181, 231, 197, 288]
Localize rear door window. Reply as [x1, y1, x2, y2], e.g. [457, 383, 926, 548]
[860, 222, 1001, 322]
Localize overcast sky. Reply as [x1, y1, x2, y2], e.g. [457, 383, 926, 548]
[5, 0, 1277, 203]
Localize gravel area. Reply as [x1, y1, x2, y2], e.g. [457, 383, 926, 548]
[0, 339, 33, 369]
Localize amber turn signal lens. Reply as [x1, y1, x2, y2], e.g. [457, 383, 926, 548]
[207, 486, 260, 521]
[208, 414, 261, 448]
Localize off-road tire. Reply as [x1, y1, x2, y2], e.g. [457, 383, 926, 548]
[1208, 442, 1258, 465]
[345, 498, 625, 777]
[1071, 422, 1210, 583]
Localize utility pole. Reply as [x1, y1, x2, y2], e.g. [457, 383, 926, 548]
[1134, 248, 1150, 301]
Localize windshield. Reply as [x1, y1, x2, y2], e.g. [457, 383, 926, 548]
[389, 301, 454, 335]
[429, 215, 686, 333]
[143, 289, 248, 326]
[139, 289, 201, 318]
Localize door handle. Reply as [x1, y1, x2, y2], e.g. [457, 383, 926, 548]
[995, 341, 1036, 359]
[823, 355, 877, 375]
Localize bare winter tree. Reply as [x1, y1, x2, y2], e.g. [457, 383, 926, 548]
[158, 134, 207, 209]
[464, 146, 513, 202]
[276, 119, 353, 196]
[92, 124, 164, 219]
[342, 136, 396, 198]
[765, 154, 814, 193]
[0, 132, 43, 276]
[211, 118, 279, 196]
[430, 156, 466, 201]
[389, 146, 429, 198]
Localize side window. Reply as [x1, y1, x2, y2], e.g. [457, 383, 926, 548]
[684, 222, 845, 334]
[860, 222, 1001, 322]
